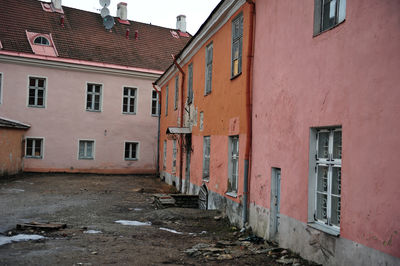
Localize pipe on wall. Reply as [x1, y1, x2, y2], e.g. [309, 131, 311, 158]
[172, 55, 186, 193]
[243, 0, 255, 227]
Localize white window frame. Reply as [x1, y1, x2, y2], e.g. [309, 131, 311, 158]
[172, 139, 177, 174]
[33, 36, 50, 46]
[25, 137, 44, 159]
[122, 86, 137, 115]
[308, 127, 342, 236]
[124, 141, 139, 161]
[313, 0, 346, 36]
[205, 42, 213, 95]
[227, 136, 239, 195]
[27, 76, 47, 108]
[202, 136, 211, 180]
[174, 75, 179, 110]
[0, 72, 3, 104]
[78, 139, 95, 160]
[163, 140, 167, 170]
[86, 82, 102, 112]
[151, 90, 159, 116]
[231, 13, 243, 78]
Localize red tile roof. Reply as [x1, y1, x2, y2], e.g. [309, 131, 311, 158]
[0, 0, 191, 72]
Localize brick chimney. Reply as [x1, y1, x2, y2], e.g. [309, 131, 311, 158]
[51, 0, 62, 10]
[117, 2, 128, 20]
[176, 15, 186, 33]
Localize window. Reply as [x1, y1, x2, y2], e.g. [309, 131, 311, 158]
[25, 138, 43, 159]
[202, 136, 210, 180]
[314, 0, 346, 35]
[187, 63, 193, 103]
[0, 73, 2, 104]
[172, 139, 177, 173]
[124, 142, 139, 160]
[228, 136, 239, 193]
[151, 90, 159, 116]
[200, 111, 204, 131]
[78, 140, 94, 159]
[163, 140, 167, 170]
[231, 13, 243, 77]
[86, 83, 102, 111]
[309, 127, 342, 235]
[165, 85, 169, 116]
[174, 75, 179, 110]
[33, 36, 50, 45]
[28, 77, 46, 107]
[122, 87, 137, 114]
[205, 43, 213, 95]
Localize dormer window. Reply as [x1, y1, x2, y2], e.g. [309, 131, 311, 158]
[34, 36, 50, 46]
[26, 31, 59, 57]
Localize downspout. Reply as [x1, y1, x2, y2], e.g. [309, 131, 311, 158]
[172, 55, 185, 193]
[243, 0, 255, 227]
[152, 83, 162, 175]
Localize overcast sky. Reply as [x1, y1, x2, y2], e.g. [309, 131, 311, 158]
[44, 0, 221, 35]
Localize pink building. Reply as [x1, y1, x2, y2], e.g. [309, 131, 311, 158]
[249, 0, 400, 265]
[0, 0, 189, 174]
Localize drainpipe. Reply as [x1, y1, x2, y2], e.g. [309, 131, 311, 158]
[172, 55, 185, 193]
[243, 0, 255, 227]
[152, 83, 162, 175]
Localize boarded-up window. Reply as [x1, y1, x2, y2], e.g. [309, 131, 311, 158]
[205, 43, 213, 95]
[187, 63, 193, 103]
[202, 136, 210, 180]
[231, 13, 243, 77]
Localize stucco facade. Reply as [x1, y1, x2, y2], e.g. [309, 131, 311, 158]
[249, 0, 400, 265]
[0, 60, 160, 174]
[157, 0, 253, 226]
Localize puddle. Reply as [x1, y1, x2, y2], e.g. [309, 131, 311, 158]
[83, 230, 102, 234]
[0, 234, 44, 246]
[115, 220, 151, 226]
[159, 227, 184, 235]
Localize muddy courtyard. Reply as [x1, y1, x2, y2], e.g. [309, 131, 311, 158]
[0, 174, 317, 266]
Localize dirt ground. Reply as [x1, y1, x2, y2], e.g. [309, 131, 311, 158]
[0, 174, 318, 266]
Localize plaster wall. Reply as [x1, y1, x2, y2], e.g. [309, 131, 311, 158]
[159, 4, 252, 212]
[250, 0, 400, 260]
[0, 62, 158, 173]
[0, 128, 25, 176]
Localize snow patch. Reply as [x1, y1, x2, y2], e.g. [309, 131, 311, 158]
[115, 220, 151, 226]
[159, 227, 184, 234]
[0, 234, 44, 246]
[83, 230, 102, 234]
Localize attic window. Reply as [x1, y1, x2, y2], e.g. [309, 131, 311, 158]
[34, 36, 50, 46]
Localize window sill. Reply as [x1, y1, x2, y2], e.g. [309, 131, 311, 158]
[230, 72, 242, 81]
[151, 114, 159, 117]
[28, 105, 45, 108]
[124, 158, 138, 161]
[86, 109, 101, 112]
[123, 112, 136, 115]
[226, 191, 237, 198]
[307, 222, 340, 237]
[79, 158, 94, 160]
[25, 156, 42, 159]
[313, 20, 346, 38]
[204, 92, 211, 97]
[202, 178, 209, 183]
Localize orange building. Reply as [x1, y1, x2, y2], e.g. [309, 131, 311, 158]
[155, 0, 254, 226]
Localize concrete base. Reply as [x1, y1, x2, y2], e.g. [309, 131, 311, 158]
[248, 203, 400, 266]
[160, 171, 244, 227]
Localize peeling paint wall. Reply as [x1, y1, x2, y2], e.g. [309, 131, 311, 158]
[0, 128, 25, 176]
[250, 0, 400, 264]
[158, 2, 252, 228]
